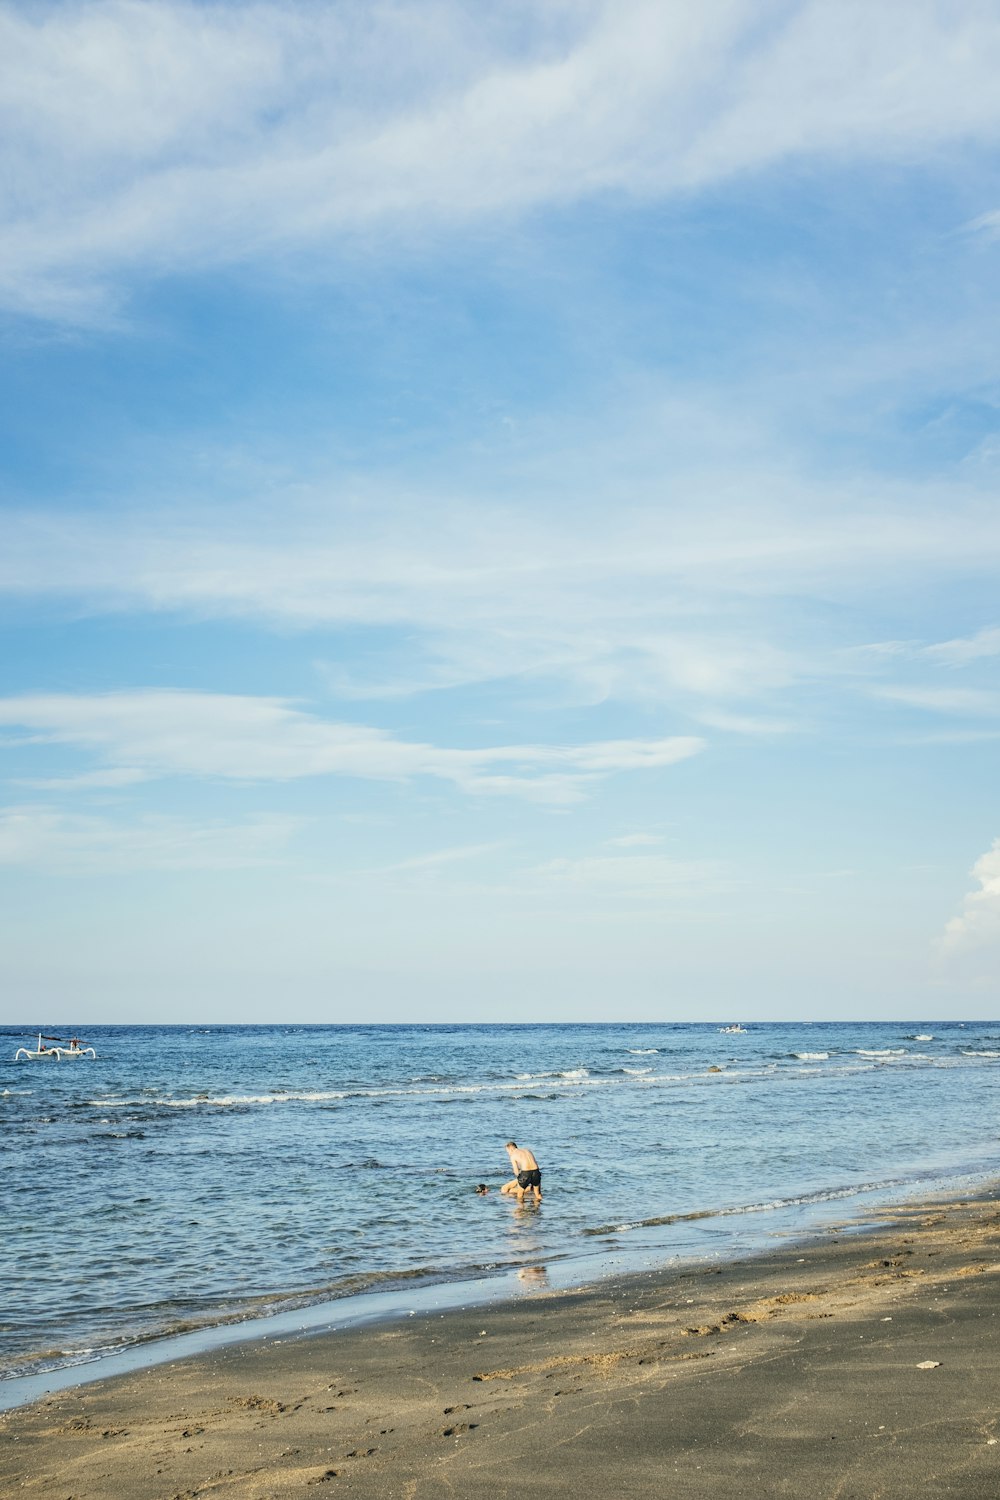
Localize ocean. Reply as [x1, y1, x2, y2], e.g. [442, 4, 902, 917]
[2, 1020, 998, 1392]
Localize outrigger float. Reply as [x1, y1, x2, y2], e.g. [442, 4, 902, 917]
[14, 1033, 96, 1060]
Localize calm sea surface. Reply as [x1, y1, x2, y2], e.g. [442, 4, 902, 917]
[3, 1021, 999, 1386]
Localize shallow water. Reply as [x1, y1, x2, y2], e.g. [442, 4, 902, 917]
[2, 1020, 998, 1384]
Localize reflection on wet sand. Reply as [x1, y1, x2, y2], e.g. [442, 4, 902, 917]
[506, 1199, 549, 1284]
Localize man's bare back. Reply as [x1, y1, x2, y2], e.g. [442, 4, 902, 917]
[501, 1140, 542, 1200]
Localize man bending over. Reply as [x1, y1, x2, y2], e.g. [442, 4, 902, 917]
[501, 1140, 542, 1201]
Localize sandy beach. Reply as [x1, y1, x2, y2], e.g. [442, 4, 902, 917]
[4, 1188, 1000, 1498]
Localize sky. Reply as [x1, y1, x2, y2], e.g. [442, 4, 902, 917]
[1, 0, 999, 1024]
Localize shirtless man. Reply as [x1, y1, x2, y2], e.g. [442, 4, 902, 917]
[500, 1140, 542, 1201]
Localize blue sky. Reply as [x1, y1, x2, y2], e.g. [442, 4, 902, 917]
[1, 0, 999, 1022]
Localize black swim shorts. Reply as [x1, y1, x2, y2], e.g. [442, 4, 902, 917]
[516, 1169, 542, 1189]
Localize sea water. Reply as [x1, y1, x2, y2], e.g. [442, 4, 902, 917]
[2, 1020, 999, 1388]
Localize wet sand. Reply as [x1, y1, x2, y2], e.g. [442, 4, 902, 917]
[4, 1189, 1000, 1498]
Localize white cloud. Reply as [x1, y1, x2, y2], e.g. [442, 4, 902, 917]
[379, 841, 507, 874]
[875, 686, 1000, 717]
[850, 640, 918, 660]
[692, 709, 796, 736]
[923, 626, 1000, 666]
[0, 803, 296, 872]
[0, 689, 704, 802]
[858, 627, 1000, 669]
[534, 851, 725, 897]
[942, 838, 1000, 951]
[4, 448, 1000, 723]
[606, 833, 663, 847]
[5, 0, 1000, 318]
[897, 728, 1000, 746]
[15, 767, 149, 791]
[965, 208, 1000, 240]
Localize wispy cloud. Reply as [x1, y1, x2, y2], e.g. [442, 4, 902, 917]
[856, 627, 1000, 667]
[964, 208, 1000, 240]
[534, 851, 726, 898]
[0, 804, 296, 873]
[692, 709, 797, 736]
[6, 1, 1000, 319]
[874, 686, 1000, 717]
[16, 473, 990, 624]
[15, 767, 150, 791]
[923, 626, 1000, 666]
[606, 833, 664, 848]
[0, 690, 705, 803]
[378, 841, 507, 874]
[4, 449, 1000, 724]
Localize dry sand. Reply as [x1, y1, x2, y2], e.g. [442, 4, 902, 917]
[4, 1190, 1000, 1498]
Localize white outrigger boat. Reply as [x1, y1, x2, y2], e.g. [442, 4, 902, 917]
[718, 1024, 748, 1035]
[14, 1033, 96, 1060]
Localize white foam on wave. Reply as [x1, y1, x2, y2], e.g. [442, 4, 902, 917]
[85, 1091, 352, 1108]
[82, 1043, 970, 1117]
[627, 1070, 695, 1085]
[912, 1034, 934, 1041]
[733, 1179, 902, 1214]
[85, 1071, 612, 1111]
[514, 1068, 590, 1082]
[586, 1176, 904, 1237]
[217, 1092, 354, 1106]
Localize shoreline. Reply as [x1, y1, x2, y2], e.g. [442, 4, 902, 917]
[4, 1156, 999, 1410]
[4, 1156, 995, 1412]
[4, 1181, 1000, 1497]
[8, 1017, 1000, 1421]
